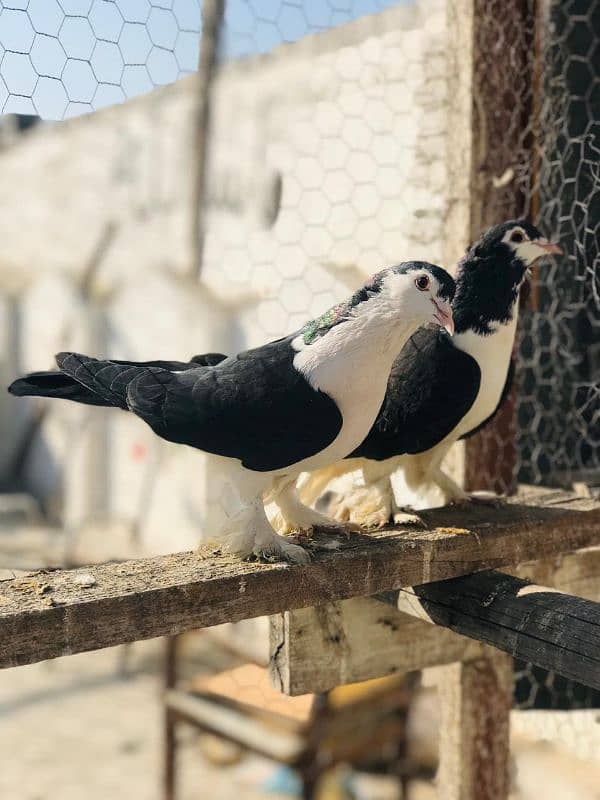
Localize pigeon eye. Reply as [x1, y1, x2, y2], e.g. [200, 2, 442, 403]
[415, 275, 430, 291]
[511, 231, 525, 243]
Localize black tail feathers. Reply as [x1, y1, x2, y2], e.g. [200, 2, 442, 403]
[8, 370, 107, 406]
[54, 352, 138, 409]
[8, 350, 226, 408]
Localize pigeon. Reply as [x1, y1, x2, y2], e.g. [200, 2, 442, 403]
[9, 261, 454, 563]
[292, 220, 562, 528]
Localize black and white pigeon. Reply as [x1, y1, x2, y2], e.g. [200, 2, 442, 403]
[293, 220, 562, 527]
[9, 261, 454, 563]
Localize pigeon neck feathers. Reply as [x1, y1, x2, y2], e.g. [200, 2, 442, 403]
[291, 261, 454, 457]
[299, 261, 454, 348]
[452, 243, 524, 336]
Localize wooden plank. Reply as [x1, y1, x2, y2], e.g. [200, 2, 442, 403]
[269, 598, 486, 695]
[0, 488, 599, 669]
[436, 654, 513, 800]
[512, 547, 600, 602]
[387, 570, 600, 691]
[270, 546, 600, 695]
[272, 547, 600, 694]
[165, 689, 305, 763]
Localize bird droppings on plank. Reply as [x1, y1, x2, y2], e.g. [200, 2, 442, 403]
[73, 573, 97, 588]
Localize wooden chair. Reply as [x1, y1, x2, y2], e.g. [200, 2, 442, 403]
[163, 634, 417, 800]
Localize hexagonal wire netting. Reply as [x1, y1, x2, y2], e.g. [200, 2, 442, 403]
[464, 0, 600, 496]
[468, 0, 600, 714]
[0, 0, 201, 118]
[0, 0, 597, 736]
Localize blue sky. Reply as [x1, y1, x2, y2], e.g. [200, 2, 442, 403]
[0, 0, 404, 120]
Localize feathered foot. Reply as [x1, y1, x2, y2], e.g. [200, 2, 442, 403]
[431, 467, 506, 510]
[270, 480, 363, 538]
[217, 501, 311, 565]
[327, 479, 394, 529]
[392, 506, 428, 527]
[278, 504, 361, 537]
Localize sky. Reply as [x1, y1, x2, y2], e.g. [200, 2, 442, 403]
[0, 0, 406, 120]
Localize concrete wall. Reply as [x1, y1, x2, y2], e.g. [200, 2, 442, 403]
[0, 0, 451, 553]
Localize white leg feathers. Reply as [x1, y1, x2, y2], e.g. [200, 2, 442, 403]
[269, 475, 353, 536]
[202, 458, 310, 565]
[220, 499, 310, 563]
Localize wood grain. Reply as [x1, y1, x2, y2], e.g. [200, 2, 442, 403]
[269, 597, 486, 695]
[269, 547, 600, 695]
[437, 654, 513, 800]
[391, 570, 600, 691]
[1, 488, 599, 670]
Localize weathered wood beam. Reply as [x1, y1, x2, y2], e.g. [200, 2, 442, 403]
[269, 597, 487, 696]
[464, 0, 536, 497]
[436, 654, 513, 800]
[191, 0, 224, 277]
[1, 488, 599, 670]
[269, 547, 600, 695]
[379, 570, 600, 691]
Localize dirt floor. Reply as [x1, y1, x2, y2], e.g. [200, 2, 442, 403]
[1, 638, 600, 800]
[0, 639, 277, 800]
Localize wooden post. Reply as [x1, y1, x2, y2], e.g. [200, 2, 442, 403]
[443, 0, 474, 270]
[163, 635, 179, 800]
[437, 654, 513, 800]
[464, 0, 536, 495]
[191, 0, 225, 278]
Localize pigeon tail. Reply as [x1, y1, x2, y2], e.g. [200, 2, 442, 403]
[7, 352, 226, 409]
[8, 370, 107, 406]
[54, 352, 141, 409]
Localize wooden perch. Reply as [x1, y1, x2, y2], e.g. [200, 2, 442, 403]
[377, 570, 600, 691]
[1, 487, 599, 670]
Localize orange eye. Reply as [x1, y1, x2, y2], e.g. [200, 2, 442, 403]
[415, 275, 430, 291]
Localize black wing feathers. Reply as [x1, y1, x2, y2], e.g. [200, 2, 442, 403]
[352, 328, 481, 460]
[128, 339, 343, 471]
[25, 341, 342, 472]
[55, 352, 140, 409]
[7, 352, 227, 406]
[8, 370, 110, 406]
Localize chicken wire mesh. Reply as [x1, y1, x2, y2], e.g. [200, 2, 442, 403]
[0, 0, 203, 119]
[0, 0, 598, 759]
[452, 0, 600, 715]
[464, 0, 600, 496]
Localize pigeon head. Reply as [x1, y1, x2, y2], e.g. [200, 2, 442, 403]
[479, 219, 562, 268]
[301, 261, 455, 346]
[453, 219, 562, 335]
[379, 261, 455, 336]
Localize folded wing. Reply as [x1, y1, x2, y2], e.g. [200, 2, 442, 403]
[352, 328, 481, 459]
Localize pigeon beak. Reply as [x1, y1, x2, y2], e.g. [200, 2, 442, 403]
[535, 238, 563, 256]
[432, 298, 454, 336]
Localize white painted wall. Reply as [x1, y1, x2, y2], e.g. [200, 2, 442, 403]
[0, 0, 450, 554]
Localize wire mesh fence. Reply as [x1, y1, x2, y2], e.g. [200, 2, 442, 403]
[464, 0, 600, 495]
[0, 0, 598, 776]
[0, 0, 202, 119]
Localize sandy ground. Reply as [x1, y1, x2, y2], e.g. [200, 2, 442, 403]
[0, 640, 280, 800]
[1, 638, 600, 800]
